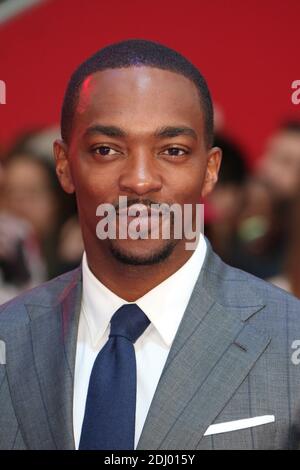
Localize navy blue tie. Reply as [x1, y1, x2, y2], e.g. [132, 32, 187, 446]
[79, 304, 150, 450]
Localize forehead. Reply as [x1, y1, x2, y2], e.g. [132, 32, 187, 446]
[74, 67, 204, 134]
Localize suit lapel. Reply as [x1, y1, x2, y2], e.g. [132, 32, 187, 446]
[4, 268, 82, 449]
[137, 250, 271, 450]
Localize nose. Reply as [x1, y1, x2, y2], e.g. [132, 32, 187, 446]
[118, 149, 163, 196]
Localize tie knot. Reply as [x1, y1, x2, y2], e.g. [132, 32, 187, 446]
[109, 304, 150, 343]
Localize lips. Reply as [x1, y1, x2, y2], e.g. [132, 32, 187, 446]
[117, 204, 163, 218]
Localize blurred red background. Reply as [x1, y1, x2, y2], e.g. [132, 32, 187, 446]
[0, 0, 299, 165]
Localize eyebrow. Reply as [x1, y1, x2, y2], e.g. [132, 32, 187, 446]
[83, 124, 197, 140]
[83, 125, 127, 138]
[155, 126, 197, 140]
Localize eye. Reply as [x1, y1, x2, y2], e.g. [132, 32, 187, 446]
[92, 145, 120, 156]
[162, 147, 188, 157]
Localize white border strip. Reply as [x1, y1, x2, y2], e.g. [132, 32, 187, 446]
[0, 0, 44, 25]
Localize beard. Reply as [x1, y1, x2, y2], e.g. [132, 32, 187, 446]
[109, 238, 178, 266]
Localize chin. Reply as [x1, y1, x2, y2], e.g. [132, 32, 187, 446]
[109, 239, 178, 266]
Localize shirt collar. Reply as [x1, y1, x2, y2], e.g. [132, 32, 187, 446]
[81, 234, 207, 348]
[81, 254, 125, 348]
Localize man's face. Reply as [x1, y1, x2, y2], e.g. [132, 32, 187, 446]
[54, 66, 221, 265]
[256, 131, 300, 200]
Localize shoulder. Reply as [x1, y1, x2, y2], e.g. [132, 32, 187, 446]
[0, 267, 82, 325]
[202, 247, 300, 326]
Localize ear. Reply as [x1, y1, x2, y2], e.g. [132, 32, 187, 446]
[201, 146, 222, 199]
[53, 139, 75, 194]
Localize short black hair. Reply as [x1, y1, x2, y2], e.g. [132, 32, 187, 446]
[213, 134, 248, 186]
[61, 39, 214, 148]
[280, 120, 300, 134]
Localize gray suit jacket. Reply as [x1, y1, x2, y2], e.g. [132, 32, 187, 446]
[1, 243, 300, 450]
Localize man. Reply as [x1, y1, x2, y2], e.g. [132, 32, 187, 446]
[1, 39, 300, 450]
[229, 122, 300, 280]
[256, 121, 300, 202]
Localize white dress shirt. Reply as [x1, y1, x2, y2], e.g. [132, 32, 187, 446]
[73, 234, 207, 449]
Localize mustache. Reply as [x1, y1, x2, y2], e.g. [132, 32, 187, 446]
[114, 198, 172, 213]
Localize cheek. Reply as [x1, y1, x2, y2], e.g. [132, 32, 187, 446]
[71, 158, 115, 202]
[165, 165, 205, 203]
[71, 164, 120, 234]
